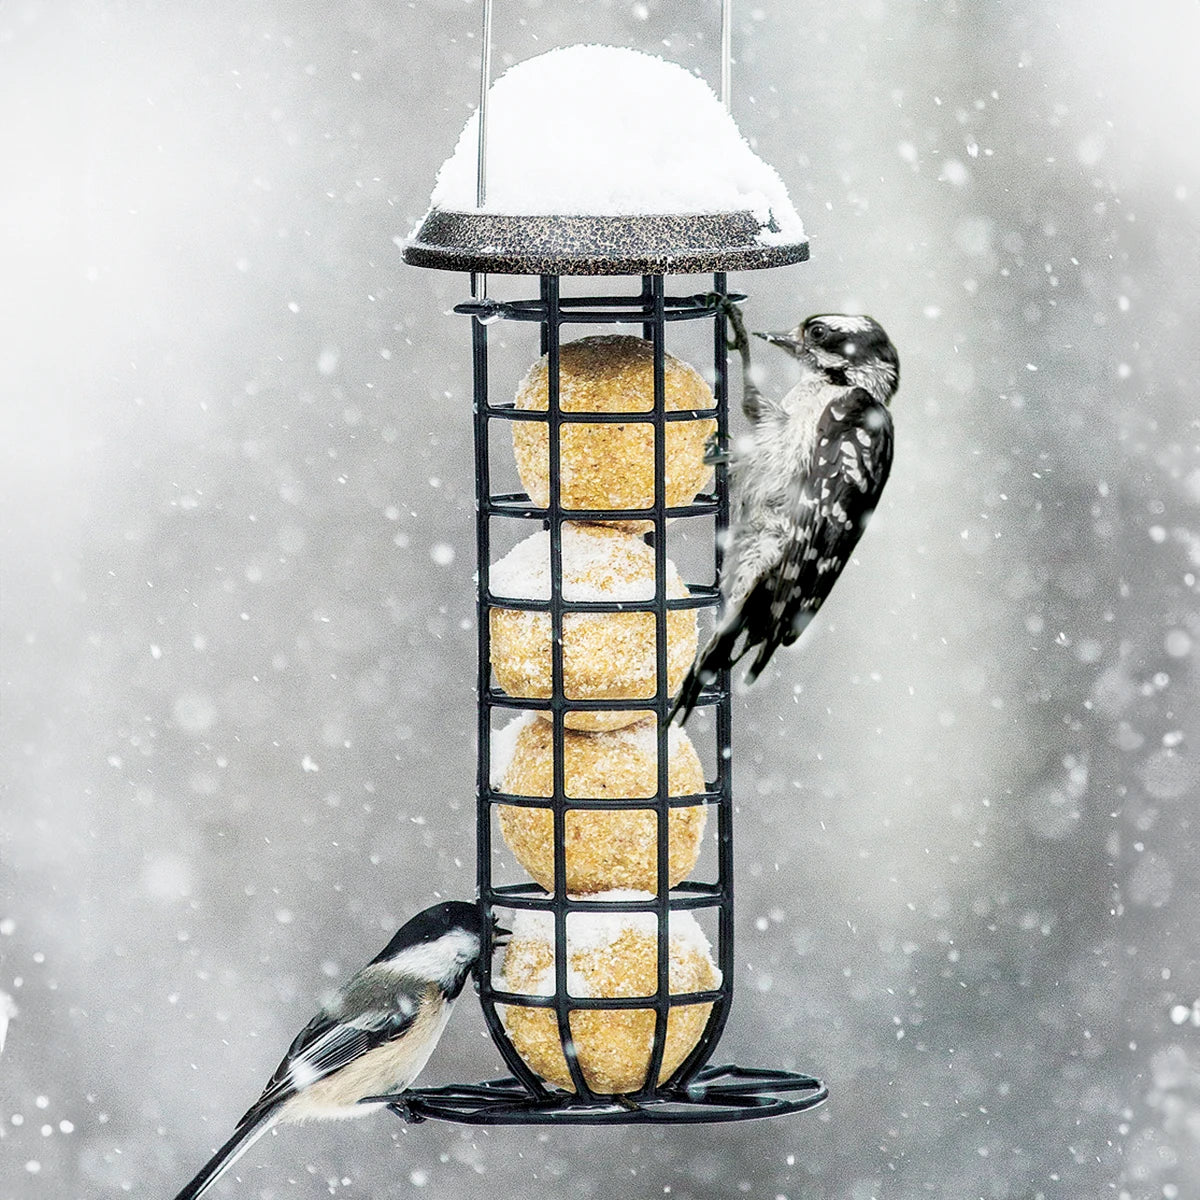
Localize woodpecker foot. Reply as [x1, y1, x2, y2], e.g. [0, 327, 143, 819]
[703, 432, 730, 466]
[723, 301, 751, 356]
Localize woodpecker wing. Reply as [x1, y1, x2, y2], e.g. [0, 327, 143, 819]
[746, 389, 893, 680]
[238, 971, 427, 1124]
[671, 388, 894, 723]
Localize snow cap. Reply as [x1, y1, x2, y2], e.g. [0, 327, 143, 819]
[426, 44, 803, 241]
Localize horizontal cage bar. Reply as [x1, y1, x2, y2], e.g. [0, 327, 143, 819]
[484, 790, 724, 811]
[486, 405, 719, 422]
[482, 692, 727, 713]
[484, 588, 720, 613]
[480, 292, 748, 311]
[484, 883, 726, 910]
[488, 988, 725, 1010]
[483, 496, 720, 520]
[455, 292, 747, 324]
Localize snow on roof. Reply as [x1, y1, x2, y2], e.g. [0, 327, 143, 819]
[426, 44, 803, 241]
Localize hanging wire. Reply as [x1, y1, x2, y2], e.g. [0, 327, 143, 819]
[721, 0, 732, 111]
[477, 0, 493, 208]
[471, 0, 494, 301]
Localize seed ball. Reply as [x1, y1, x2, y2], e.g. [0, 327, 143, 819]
[512, 335, 716, 531]
[497, 717, 707, 894]
[488, 523, 697, 732]
[499, 893, 720, 1095]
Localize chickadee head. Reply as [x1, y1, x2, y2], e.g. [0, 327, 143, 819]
[370, 901, 507, 998]
[756, 314, 900, 405]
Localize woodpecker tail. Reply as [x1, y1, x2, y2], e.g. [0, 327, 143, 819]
[742, 638, 779, 686]
[172, 1108, 278, 1200]
[669, 623, 744, 727]
[668, 662, 706, 727]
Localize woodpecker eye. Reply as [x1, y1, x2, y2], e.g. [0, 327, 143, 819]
[806, 320, 828, 342]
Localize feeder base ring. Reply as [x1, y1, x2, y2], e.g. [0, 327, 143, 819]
[373, 1063, 827, 1125]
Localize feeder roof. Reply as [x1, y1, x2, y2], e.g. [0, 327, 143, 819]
[405, 44, 809, 275]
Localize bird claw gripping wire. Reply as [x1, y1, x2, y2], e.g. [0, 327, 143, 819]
[721, 295, 751, 355]
[685, 291, 746, 328]
[685, 292, 760, 421]
[393, 1097, 427, 1125]
[721, 300, 764, 422]
[703, 431, 730, 466]
[357, 1092, 426, 1123]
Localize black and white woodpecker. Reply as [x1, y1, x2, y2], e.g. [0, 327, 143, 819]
[671, 307, 899, 724]
[172, 901, 504, 1200]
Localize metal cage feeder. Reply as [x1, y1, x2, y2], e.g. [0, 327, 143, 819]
[392, 2, 825, 1126]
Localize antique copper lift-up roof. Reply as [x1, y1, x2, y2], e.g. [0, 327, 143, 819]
[394, 0, 824, 1124]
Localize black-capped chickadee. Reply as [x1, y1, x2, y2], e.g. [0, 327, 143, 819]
[173, 900, 502, 1200]
[672, 308, 899, 724]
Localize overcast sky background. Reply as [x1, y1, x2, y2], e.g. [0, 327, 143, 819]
[3, 1, 1200, 1197]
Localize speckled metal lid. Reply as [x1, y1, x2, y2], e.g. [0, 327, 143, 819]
[403, 209, 809, 276]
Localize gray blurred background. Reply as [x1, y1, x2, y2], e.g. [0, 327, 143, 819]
[3, 1, 1199, 1197]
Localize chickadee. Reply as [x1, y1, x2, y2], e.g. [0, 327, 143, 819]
[671, 309, 899, 724]
[173, 900, 502, 1200]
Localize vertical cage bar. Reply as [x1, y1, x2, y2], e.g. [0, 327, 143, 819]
[670, 272, 736, 1085]
[643, 273, 672, 1096]
[713, 287, 736, 1061]
[542, 274, 594, 1100]
[713, 273, 736, 1044]
[473, 309, 552, 1099]
[473, 315, 492, 916]
[639, 274, 655, 342]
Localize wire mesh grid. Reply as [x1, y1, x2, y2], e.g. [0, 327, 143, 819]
[386, 273, 826, 1124]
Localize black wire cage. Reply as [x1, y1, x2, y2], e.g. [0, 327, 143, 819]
[391, 1, 826, 1126]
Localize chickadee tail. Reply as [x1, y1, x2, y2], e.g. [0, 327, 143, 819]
[172, 1108, 278, 1200]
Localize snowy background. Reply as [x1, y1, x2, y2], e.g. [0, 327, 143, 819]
[3, 1, 1200, 1197]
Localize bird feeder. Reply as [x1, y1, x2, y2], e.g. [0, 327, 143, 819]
[395, 2, 826, 1124]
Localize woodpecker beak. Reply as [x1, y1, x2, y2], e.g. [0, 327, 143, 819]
[492, 924, 512, 947]
[754, 330, 806, 357]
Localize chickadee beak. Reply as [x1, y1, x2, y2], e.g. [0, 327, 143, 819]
[754, 330, 806, 357]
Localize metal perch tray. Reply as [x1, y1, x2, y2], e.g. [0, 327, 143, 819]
[376, 1064, 829, 1125]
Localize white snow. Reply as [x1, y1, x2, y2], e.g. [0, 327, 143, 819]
[489, 712, 536, 787]
[0, 991, 17, 1054]
[509, 889, 718, 998]
[172, 691, 216, 735]
[490, 713, 690, 789]
[423, 44, 803, 241]
[601, 716, 690, 762]
[489, 524, 683, 603]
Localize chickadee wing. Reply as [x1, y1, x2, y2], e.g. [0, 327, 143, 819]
[764, 390, 894, 651]
[241, 974, 427, 1121]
